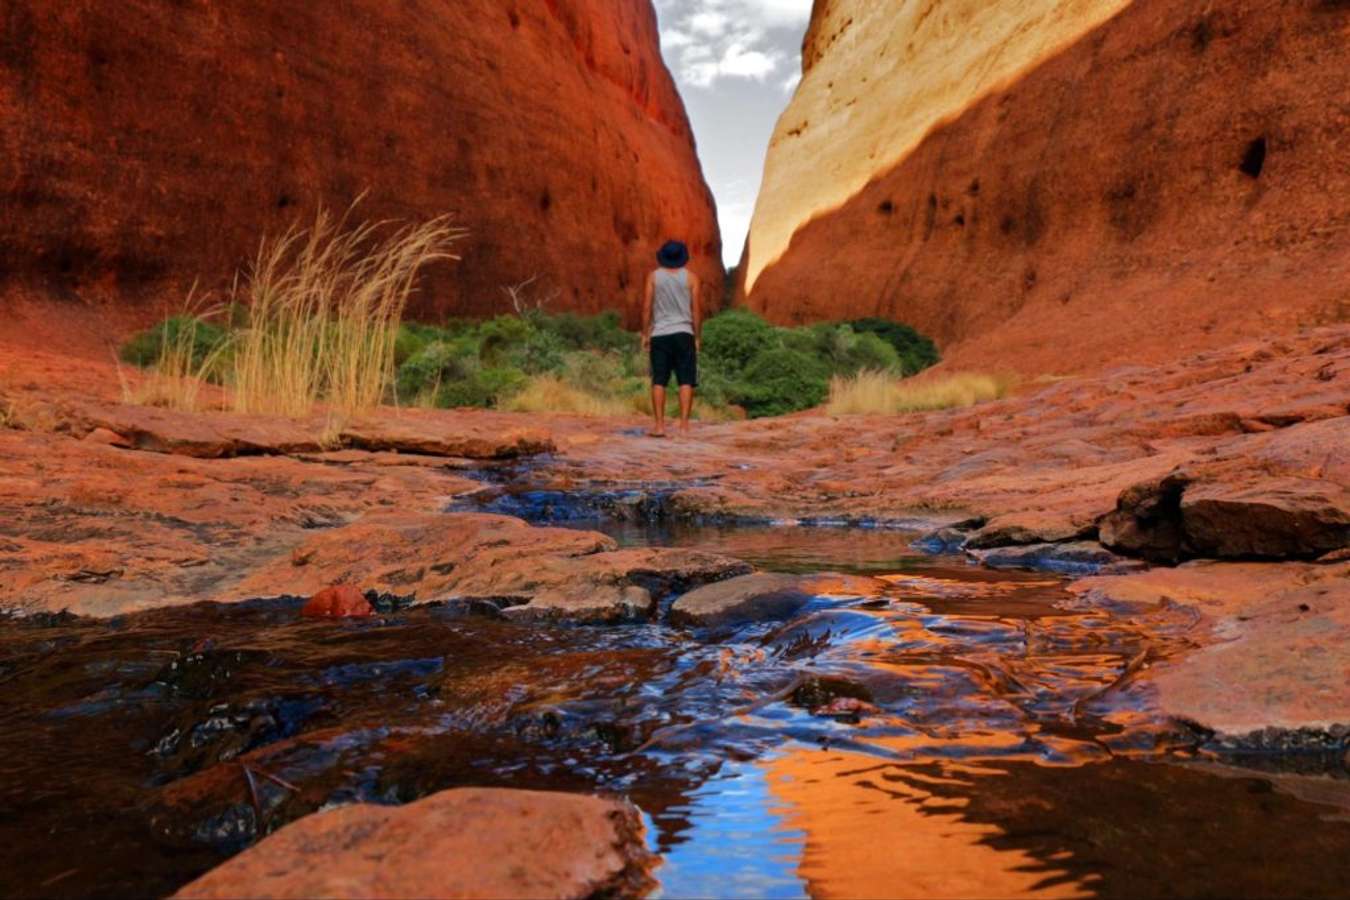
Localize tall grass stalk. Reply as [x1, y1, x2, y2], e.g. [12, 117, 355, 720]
[826, 370, 1012, 415]
[231, 208, 464, 419]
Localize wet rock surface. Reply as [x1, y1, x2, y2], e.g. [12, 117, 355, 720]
[1070, 560, 1350, 739]
[173, 788, 654, 900]
[301, 586, 373, 619]
[668, 573, 813, 628]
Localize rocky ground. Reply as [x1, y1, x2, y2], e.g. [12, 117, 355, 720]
[2, 320, 1346, 896]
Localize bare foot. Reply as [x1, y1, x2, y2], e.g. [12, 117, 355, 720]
[647, 430, 667, 438]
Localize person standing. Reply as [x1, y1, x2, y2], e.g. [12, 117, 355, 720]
[641, 240, 701, 437]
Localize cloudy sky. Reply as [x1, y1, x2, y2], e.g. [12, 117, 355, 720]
[652, 0, 813, 267]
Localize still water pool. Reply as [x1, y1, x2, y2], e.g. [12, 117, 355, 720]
[2, 517, 1347, 897]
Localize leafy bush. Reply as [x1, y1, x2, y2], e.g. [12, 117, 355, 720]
[849, 318, 940, 375]
[536, 311, 636, 354]
[120, 316, 231, 373]
[729, 347, 831, 418]
[393, 323, 445, 366]
[702, 309, 779, 375]
[436, 365, 527, 409]
[395, 337, 479, 402]
[512, 327, 568, 375]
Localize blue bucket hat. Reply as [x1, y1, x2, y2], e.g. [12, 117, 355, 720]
[657, 240, 689, 268]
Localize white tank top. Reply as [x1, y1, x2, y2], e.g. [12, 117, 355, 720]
[651, 268, 694, 337]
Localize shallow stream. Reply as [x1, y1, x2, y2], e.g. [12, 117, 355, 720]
[2, 487, 1349, 897]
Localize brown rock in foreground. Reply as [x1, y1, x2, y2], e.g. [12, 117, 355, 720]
[742, 0, 1350, 374]
[173, 788, 655, 900]
[301, 585, 372, 619]
[1, 0, 720, 323]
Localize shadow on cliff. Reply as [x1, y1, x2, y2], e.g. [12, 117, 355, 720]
[739, 0, 1350, 375]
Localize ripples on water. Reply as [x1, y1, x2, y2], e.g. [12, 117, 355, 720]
[1, 523, 1348, 898]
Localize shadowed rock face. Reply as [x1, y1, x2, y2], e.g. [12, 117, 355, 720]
[740, 0, 1350, 374]
[0, 1, 720, 323]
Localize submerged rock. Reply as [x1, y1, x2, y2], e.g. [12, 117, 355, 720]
[173, 787, 655, 900]
[668, 573, 812, 628]
[447, 548, 752, 624]
[968, 541, 1146, 576]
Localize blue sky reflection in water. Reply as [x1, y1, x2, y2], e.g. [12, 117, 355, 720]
[652, 0, 813, 266]
[647, 759, 808, 899]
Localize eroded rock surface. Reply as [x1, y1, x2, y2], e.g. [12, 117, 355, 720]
[1070, 561, 1350, 740]
[173, 788, 654, 899]
[1, 1, 720, 322]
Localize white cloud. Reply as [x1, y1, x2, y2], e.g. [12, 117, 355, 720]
[656, 0, 810, 90]
[660, 28, 694, 48]
[718, 43, 777, 80]
[689, 11, 730, 36]
[653, 0, 811, 264]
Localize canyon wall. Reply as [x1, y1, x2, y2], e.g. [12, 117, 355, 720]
[740, 0, 1350, 373]
[0, 1, 720, 325]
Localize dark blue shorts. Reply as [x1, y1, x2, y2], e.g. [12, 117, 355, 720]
[650, 332, 698, 387]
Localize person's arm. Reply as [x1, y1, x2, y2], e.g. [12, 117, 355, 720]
[641, 272, 654, 350]
[689, 272, 703, 351]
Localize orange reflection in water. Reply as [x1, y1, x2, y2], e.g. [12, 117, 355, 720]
[765, 749, 1094, 899]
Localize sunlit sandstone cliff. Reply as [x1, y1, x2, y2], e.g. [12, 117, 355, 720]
[740, 0, 1350, 373]
[0, 1, 720, 324]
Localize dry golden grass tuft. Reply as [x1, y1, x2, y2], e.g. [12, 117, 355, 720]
[826, 370, 1013, 415]
[502, 376, 635, 417]
[232, 207, 465, 421]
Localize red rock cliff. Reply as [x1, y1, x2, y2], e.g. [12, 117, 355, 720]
[0, 1, 720, 324]
[740, 0, 1350, 374]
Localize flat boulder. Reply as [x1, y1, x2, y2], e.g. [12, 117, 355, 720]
[668, 573, 813, 628]
[1071, 561, 1350, 740]
[173, 787, 654, 900]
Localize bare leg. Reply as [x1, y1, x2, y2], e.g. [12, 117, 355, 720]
[678, 385, 694, 434]
[650, 385, 667, 436]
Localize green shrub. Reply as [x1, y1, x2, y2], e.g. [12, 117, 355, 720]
[830, 328, 901, 374]
[477, 316, 532, 365]
[119, 315, 231, 372]
[393, 323, 444, 366]
[395, 337, 478, 402]
[849, 318, 940, 375]
[536, 311, 636, 354]
[560, 350, 628, 391]
[730, 347, 831, 418]
[512, 327, 568, 375]
[436, 365, 527, 409]
[702, 308, 779, 375]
